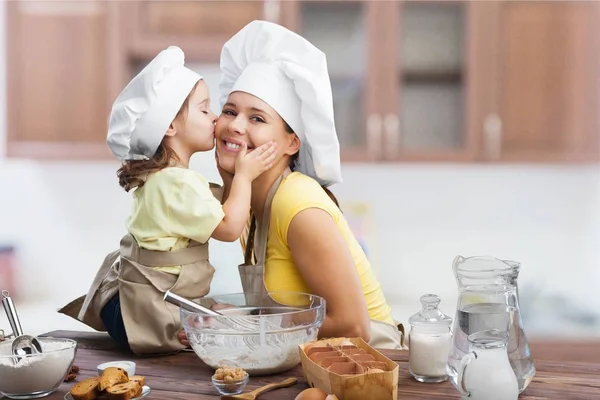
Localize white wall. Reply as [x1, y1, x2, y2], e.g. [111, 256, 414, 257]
[2, 160, 599, 337]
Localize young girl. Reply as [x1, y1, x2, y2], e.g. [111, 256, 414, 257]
[60, 46, 277, 355]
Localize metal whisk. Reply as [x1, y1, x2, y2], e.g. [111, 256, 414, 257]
[164, 291, 278, 332]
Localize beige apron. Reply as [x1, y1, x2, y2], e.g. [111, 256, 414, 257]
[238, 169, 406, 350]
[58, 184, 223, 355]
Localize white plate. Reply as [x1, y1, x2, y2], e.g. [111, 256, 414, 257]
[65, 385, 151, 400]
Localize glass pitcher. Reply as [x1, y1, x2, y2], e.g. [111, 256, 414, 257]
[446, 255, 535, 393]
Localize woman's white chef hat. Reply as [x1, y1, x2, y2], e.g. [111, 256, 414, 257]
[219, 20, 342, 186]
[107, 46, 202, 161]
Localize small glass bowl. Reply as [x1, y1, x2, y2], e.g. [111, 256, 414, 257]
[211, 374, 249, 395]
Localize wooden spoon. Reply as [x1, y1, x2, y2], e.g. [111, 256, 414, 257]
[220, 377, 298, 399]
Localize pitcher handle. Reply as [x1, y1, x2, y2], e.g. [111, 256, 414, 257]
[457, 351, 477, 397]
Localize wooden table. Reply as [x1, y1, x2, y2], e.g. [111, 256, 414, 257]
[9, 330, 600, 399]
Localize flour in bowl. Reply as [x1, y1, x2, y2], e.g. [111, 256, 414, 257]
[190, 329, 315, 375]
[0, 339, 76, 396]
[192, 340, 301, 375]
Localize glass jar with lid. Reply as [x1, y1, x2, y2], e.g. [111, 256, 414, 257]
[408, 294, 453, 382]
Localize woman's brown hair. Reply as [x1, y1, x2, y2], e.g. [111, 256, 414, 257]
[284, 122, 341, 210]
[116, 82, 198, 192]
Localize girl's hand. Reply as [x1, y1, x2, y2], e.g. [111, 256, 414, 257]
[177, 328, 190, 347]
[177, 303, 237, 347]
[235, 141, 278, 181]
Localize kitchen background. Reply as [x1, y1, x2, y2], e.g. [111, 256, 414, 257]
[1, 0, 599, 340]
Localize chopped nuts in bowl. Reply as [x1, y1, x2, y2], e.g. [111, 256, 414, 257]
[211, 367, 249, 395]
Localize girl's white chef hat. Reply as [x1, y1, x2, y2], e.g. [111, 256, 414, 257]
[219, 20, 342, 187]
[107, 46, 202, 161]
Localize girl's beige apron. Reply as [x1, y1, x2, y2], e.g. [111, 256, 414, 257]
[238, 169, 406, 350]
[58, 185, 223, 355]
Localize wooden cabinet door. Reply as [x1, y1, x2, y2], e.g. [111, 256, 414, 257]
[7, 1, 112, 159]
[281, 0, 382, 162]
[129, 1, 266, 62]
[383, 0, 475, 162]
[488, 1, 600, 162]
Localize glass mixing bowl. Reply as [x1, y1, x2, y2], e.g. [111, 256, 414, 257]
[181, 292, 325, 376]
[0, 337, 77, 399]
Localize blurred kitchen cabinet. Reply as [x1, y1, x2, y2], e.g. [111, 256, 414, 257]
[385, 1, 473, 162]
[6, 1, 115, 159]
[126, 1, 267, 62]
[374, 0, 600, 162]
[483, 1, 600, 162]
[7, 0, 599, 163]
[6, 1, 269, 159]
[284, 0, 477, 162]
[281, 0, 377, 161]
[284, 0, 600, 163]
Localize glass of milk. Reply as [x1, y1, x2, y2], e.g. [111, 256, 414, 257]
[456, 329, 519, 400]
[408, 294, 453, 383]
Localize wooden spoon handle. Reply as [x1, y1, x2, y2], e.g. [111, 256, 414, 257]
[249, 377, 298, 397]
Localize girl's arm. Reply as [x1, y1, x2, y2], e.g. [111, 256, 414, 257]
[212, 143, 276, 242]
[211, 175, 251, 242]
[287, 208, 371, 342]
[218, 169, 233, 205]
[215, 151, 234, 205]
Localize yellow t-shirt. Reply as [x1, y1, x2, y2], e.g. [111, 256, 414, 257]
[126, 167, 225, 274]
[259, 172, 395, 325]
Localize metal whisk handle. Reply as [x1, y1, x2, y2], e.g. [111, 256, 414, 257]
[163, 291, 223, 316]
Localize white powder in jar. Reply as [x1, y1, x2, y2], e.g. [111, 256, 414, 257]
[0, 340, 75, 396]
[409, 332, 452, 377]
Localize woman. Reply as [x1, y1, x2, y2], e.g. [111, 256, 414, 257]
[180, 20, 405, 349]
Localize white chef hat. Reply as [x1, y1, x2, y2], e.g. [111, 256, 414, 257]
[107, 46, 202, 161]
[219, 20, 342, 186]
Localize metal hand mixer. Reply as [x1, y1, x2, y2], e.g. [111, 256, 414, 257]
[1, 290, 43, 362]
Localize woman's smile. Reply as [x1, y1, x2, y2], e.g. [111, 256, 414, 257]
[221, 137, 254, 153]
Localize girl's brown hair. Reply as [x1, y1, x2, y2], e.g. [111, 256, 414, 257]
[116, 82, 198, 192]
[284, 122, 341, 210]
